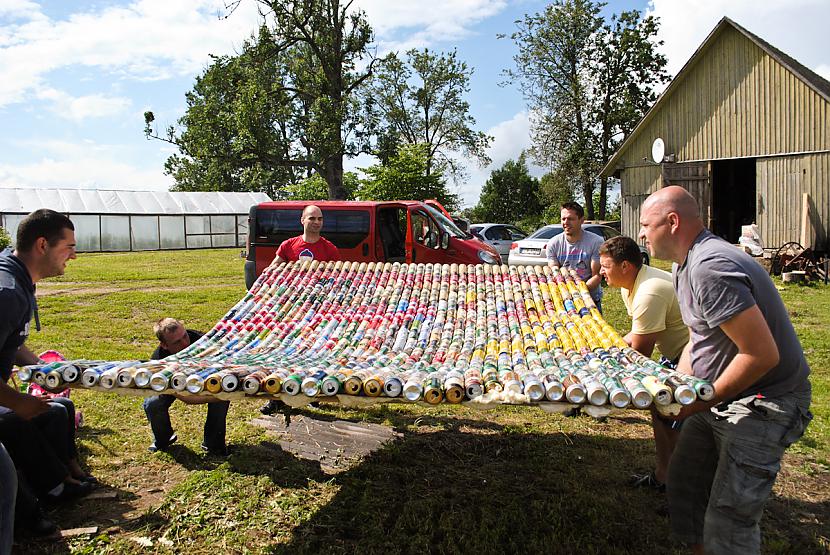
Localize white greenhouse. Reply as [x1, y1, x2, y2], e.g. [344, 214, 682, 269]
[0, 188, 270, 252]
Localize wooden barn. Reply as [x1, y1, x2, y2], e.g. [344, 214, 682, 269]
[601, 17, 830, 253]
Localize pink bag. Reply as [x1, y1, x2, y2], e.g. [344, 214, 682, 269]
[27, 350, 83, 429]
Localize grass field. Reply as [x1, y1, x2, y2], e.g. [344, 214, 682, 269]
[16, 249, 829, 554]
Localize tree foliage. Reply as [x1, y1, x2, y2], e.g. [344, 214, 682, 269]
[0, 227, 10, 251]
[504, 0, 668, 218]
[358, 143, 458, 211]
[366, 48, 492, 181]
[147, 1, 376, 199]
[281, 172, 359, 200]
[470, 153, 541, 223]
[144, 28, 302, 198]
[538, 170, 576, 210]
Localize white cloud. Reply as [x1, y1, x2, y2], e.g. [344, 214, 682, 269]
[357, 0, 508, 51]
[36, 88, 131, 121]
[0, 0, 263, 107]
[647, 0, 830, 81]
[457, 110, 545, 208]
[0, 139, 173, 190]
[0, 0, 42, 19]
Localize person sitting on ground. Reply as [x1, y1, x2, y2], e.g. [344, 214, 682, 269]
[262, 205, 340, 415]
[0, 380, 55, 548]
[598, 236, 689, 491]
[0, 210, 94, 507]
[143, 318, 230, 456]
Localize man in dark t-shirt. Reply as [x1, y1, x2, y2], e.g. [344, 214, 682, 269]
[143, 318, 230, 456]
[639, 186, 812, 554]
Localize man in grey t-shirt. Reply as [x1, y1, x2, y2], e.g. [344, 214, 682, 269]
[545, 202, 604, 312]
[639, 186, 812, 555]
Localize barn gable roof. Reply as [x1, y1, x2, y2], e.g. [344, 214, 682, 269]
[600, 17, 830, 177]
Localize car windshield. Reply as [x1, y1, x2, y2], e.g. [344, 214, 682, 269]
[528, 226, 563, 240]
[424, 205, 468, 238]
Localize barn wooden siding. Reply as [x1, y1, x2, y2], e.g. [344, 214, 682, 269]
[757, 152, 830, 248]
[618, 25, 829, 190]
[612, 23, 830, 247]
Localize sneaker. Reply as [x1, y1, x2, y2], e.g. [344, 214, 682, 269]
[629, 471, 666, 493]
[200, 443, 230, 457]
[21, 513, 58, 537]
[45, 480, 92, 504]
[148, 433, 178, 453]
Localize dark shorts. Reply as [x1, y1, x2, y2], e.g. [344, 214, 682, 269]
[667, 390, 812, 554]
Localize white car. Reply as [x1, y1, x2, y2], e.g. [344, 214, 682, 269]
[507, 224, 650, 266]
[469, 223, 528, 263]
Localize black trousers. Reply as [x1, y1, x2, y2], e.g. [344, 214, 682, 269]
[0, 407, 68, 496]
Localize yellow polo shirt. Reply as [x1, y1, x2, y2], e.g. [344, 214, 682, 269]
[621, 265, 689, 361]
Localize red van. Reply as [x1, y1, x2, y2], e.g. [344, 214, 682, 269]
[244, 200, 500, 288]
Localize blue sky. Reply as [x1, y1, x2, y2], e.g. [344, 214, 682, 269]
[2, 0, 829, 208]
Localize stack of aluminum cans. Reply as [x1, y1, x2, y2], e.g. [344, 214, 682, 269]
[19, 260, 713, 408]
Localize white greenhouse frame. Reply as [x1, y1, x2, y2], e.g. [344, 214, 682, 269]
[0, 189, 271, 252]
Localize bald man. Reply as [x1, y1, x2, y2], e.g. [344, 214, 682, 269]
[263, 205, 340, 415]
[269, 205, 341, 266]
[639, 186, 812, 555]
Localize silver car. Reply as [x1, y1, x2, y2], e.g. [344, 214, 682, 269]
[469, 223, 528, 263]
[507, 224, 650, 266]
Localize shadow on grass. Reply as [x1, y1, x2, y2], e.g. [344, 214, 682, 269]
[258, 422, 828, 555]
[262, 427, 676, 554]
[19, 483, 167, 555]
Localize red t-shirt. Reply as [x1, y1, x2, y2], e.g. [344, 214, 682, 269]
[276, 235, 341, 262]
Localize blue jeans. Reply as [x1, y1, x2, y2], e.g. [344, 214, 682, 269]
[143, 395, 229, 450]
[0, 443, 16, 555]
[668, 389, 812, 554]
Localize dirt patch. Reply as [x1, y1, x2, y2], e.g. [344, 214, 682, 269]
[767, 453, 830, 550]
[253, 414, 401, 473]
[36, 284, 222, 297]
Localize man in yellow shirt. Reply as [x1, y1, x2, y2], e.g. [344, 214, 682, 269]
[599, 236, 689, 490]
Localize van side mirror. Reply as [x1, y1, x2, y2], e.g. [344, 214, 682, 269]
[440, 232, 449, 249]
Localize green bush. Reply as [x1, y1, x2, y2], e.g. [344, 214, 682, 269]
[0, 227, 10, 251]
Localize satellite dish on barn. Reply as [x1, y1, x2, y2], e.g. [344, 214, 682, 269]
[651, 137, 666, 164]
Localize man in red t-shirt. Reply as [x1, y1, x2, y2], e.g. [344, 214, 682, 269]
[269, 204, 341, 265]
[262, 204, 340, 416]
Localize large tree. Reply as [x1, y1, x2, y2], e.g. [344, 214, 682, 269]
[505, 0, 668, 218]
[471, 153, 541, 223]
[366, 48, 492, 181]
[144, 28, 301, 197]
[146, 1, 375, 199]
[358, 143, 459, 211]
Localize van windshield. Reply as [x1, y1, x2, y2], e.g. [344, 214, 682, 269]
[424, 205, 468, 238]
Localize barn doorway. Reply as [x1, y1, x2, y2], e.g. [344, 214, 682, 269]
[711, 158, 756, 243]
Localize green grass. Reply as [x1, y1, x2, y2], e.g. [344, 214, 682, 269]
[17, 250, 829, 554]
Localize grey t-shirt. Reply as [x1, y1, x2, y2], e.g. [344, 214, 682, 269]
[673, 230, 810, 399]
[545, 230, 604, 301]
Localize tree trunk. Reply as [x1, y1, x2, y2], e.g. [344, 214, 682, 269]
[599, 175, 608, 220]
[324, 155, 346, 200]
[582, 174, 595, 220]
